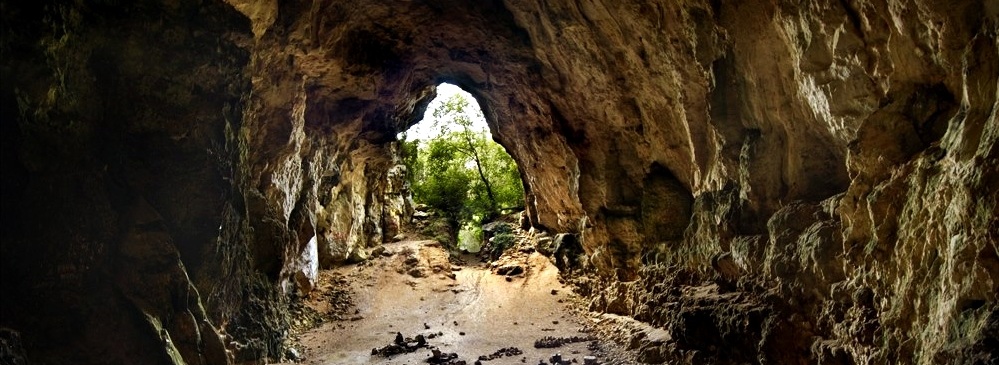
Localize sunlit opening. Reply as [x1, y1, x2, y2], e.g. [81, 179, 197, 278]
[398, 83, 524, 253]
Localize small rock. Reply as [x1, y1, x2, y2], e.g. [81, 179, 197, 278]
[347, 247, 369, 263]
[284, 347, 300, 361]
[497, 265, 524, 276]
[409, 267, 426, 277]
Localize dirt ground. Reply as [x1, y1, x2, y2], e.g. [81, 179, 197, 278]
[273, 239, 640, 365]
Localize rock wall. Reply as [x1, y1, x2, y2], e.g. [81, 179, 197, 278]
[0, 0, 250, 363]
[1, 0, 996, 364]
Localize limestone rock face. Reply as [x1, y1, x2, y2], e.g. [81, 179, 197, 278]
[290, 235, 320, 293]
[1, 0, 996, 364]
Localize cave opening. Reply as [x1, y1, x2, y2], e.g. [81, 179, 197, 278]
[398, 83, 526, 254]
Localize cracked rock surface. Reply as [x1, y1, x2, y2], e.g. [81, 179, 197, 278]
[1, 0, 996, 364]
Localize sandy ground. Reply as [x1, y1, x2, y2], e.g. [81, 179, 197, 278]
[277, 240, 633, 365]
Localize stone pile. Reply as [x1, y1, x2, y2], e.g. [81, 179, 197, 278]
[476, 347, 523, 361]
[533, 335, 596, 349]
[427, 347, 465, 365]
[534, 352, 599, 365]
[371, 332, 429, 356]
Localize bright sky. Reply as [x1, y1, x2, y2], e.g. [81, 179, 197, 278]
[401, 83, 491, 142]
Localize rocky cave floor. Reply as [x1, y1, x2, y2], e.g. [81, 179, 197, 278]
[271, 237, 651, 365]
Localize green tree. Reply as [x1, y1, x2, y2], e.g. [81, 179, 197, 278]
[401, 93, 524, 234]
[432, 94, 499, 214]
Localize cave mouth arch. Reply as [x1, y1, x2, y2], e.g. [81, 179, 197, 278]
[402, 83, 492, 143]
[399, 82, 526, 253]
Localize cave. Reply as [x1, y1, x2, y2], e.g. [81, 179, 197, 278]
[1, 0, 997, 364]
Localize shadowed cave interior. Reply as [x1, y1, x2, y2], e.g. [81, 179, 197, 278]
[0, 0, 997, 364]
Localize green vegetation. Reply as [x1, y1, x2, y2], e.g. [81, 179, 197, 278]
[401, 92, 524, 243]
[484, 224, 516, 260]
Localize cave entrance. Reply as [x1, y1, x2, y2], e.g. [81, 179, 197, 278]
[398, 83, 525, 254]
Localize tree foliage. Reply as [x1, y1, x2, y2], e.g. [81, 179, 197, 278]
[401, 93, 524, 230]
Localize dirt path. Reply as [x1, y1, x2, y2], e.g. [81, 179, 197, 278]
[279, 240, 635, 365]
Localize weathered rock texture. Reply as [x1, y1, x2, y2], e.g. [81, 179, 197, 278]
[1, 0, 996, 364]
[1, 0, 250, 363]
